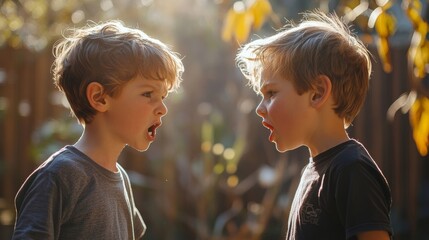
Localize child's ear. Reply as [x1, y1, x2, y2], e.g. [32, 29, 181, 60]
[86, 82, 108, 112]
[310, 75, 332, 108]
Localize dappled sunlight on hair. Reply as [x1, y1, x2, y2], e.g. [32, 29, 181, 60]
[236, 10, 371, 127]
[52, 20, 184, 124]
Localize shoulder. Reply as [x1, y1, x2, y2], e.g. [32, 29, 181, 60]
[32, 146, 95, 186]
[329, 139, 377, 171]
[39, 147, 81, 172]
[324, 139, 390, 188]
[327, 140, 391, 194]
[15, 146, 96, 208]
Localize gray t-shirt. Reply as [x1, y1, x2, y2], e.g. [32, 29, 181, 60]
[13, 146, 146, 240]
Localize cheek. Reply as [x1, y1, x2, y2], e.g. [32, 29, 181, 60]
[126, 106, 149, 124]
[115, 102, 148, 127]
[268, 101, 302, 133]
[269, 101, 293, 123]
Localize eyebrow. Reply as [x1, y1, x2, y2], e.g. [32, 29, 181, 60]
[136, 81, 168, 95]
[135, 83, 154, 89]
[135, 81, 164, 89]
[260, 82, 275, 92]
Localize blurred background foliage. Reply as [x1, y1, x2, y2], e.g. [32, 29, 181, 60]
[0, 0, 428, 239]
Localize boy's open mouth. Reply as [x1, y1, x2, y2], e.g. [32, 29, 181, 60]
[261, 121, 275, 142]
[262, 121, 274, 131]
[148, 122, 161, 138]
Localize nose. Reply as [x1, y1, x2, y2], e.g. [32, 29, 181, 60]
[157, 101, 168, 116]
[255, 100, 266, 118]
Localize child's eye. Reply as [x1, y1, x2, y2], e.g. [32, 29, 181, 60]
[265, 90, 276, 98]
[142, 92, 152, 98]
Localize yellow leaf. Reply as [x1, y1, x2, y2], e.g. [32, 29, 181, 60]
[416, 21, 428, 42]
[413, 44, 427, 78]
[221, 2, 253, 44]
[410, 97, 429, 156]
[222, 9, 236, 42]
[376, 37, 392, 72]
[234, 11, 253, 43]
[374, 11, 396, 38]
[423, 42, 429, 66]
[406, 7, 422, 27]
[248, 0, 272, 30]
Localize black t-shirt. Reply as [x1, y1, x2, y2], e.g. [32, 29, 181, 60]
[286, 139, 392, 240]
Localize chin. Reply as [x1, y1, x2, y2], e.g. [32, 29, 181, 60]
[274, 142, 286, 153]
[129, 143, 151, 152]
[275, 146, 288, 153]
[274, 142, 296, 153]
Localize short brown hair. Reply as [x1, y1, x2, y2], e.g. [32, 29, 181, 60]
[52, 20, 184, 124]
[236, 10, 371, 126]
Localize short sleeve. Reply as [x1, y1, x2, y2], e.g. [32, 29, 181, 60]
[13, 171, 63, 240]
[334, 161, 392, 239]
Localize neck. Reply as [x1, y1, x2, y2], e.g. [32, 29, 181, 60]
[307, 115, 350, 157]
[74, 125, 124, 173]
[309, 132, 350, 157]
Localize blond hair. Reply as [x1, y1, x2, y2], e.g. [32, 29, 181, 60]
[52, 20, 184, 124]
[236, 10, 371, 126]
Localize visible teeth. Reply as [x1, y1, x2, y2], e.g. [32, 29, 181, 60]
[148, 126, 156, 137]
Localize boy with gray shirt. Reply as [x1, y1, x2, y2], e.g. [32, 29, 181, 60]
[13, 20, 184, 239]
